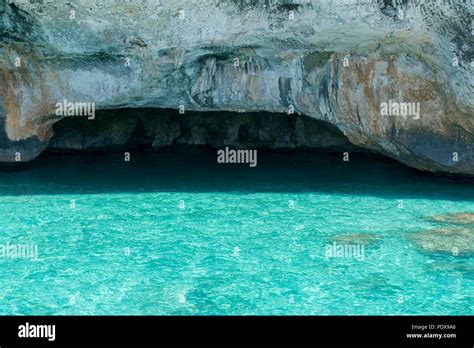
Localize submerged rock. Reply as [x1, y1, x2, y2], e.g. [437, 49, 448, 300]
[425, 261, 474, 276]
[409, 226, 474, 255]
[0, 1, 472, 173]
[425, 213, 474, 225]
[331, 233, 379, 245]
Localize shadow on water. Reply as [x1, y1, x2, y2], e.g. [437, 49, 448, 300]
[0, 147, 472, 200]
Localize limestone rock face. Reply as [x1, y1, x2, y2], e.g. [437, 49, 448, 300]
[0, 0, 472, 173]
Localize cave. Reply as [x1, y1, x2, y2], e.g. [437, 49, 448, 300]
[47, 109, 363, 154]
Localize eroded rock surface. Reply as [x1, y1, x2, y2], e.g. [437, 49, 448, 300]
[0, 0, 472, 173]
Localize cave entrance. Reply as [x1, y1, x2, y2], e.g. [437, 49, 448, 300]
[48, 108, 360, 154]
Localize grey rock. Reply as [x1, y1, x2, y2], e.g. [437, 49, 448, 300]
[0, 0, 472, 173]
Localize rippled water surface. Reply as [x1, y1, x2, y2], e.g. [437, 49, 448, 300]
[0, 149, 472, 315]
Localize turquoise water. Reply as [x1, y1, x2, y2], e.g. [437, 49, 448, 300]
[0, 149, 473, 315]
